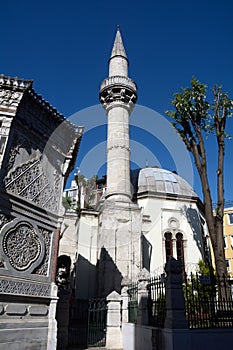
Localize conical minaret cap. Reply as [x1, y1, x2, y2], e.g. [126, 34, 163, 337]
[110, 26, 128, 60]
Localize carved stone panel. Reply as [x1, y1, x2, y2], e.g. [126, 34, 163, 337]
[0, 213, 13, 269]
[0, 89, 24, 108]
[3, 223, 41, 271]
[0, 218, 45, 274]
[4, 157, 60, 213]
[0, 278, 51, 297]
[33, 228, 52, 277]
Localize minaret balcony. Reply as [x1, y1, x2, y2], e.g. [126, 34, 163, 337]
[99, 76, 137, 108]
[100, 75, 137, 93]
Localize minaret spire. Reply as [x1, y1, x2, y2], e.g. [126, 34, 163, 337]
[110, 26, 128, 60]
[99, 28, 137, 202]
[109, 27, 129, 77]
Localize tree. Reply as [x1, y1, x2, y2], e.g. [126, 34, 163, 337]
[166, 77, 233, 278]
[62, 196, 72, 211]
[74, 173, 97, 209]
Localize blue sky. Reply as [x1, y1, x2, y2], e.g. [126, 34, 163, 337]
[2, 0, 233, 203]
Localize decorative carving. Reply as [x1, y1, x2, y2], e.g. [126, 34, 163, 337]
[0, 213, 13, 268]
[0, 213, 12, 229]
[5, 158, 60, 212]
[6, 132, 31, 172]
[100, 75, 137, 92]
[168, 217, 179, 229]
[33, 228, 52, 276]
[2, 222, 42, 271]
[0, 278, 50, 297]
[99, 75, 137, 113]
[0, 75, 32, 90]
[0, 89, 23, 108]
[107, 144, 130, 152]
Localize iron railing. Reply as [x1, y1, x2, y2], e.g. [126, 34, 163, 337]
[87, 298, 107, 347]
[184, 273, 233, 329]
[127, 282, 138, 323]
[147, 276, 166, 327]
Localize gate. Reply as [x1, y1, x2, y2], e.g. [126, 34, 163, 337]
[87, 298, 107, 347]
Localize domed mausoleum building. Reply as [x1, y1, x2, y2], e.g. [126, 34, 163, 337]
[134, 167, 208, 276]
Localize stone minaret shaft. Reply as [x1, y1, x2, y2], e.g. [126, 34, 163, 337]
[99, 28, 137, 202]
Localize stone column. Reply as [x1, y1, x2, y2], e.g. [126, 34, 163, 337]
[137, 268, 150, 325]
[106, 291, 122, 349]
[46, 283, 59, 350]
[164, 257, 188, 329]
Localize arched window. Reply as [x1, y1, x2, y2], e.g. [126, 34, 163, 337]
[164, 232, 173, 262]
[176, 232, 184, 270]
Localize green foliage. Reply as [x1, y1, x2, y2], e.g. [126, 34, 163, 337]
[62, 196, 72, 210]
[184, 261, 216, 310]
[74, 173, 98, 209]
[197, 260, 214, 276]
[166, 77, 233, 145]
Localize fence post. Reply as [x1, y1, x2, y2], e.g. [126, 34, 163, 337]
[121, 277, 130, 323]
[137, 268, 150, 325]
[106, 291, 122, 349]
[164, 257, 188, 329]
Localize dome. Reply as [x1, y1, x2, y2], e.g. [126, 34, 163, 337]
[137, 167, 198, 198]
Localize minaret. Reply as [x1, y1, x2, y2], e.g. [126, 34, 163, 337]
[97, 28, 141, 297]
[99, 27, 137, 202]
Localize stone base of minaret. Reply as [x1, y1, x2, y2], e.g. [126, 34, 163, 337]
[97, 199, 142, 297]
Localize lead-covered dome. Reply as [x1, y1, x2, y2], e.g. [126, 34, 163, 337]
[136, 167, 197, 198]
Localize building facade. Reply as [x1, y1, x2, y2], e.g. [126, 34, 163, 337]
[0, 75, 83, 349]
[223, 206, 233, 277]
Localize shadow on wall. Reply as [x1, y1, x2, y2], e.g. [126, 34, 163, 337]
[142, 235, 152, 272]
[97, 247, 123, 297]
[63, 254, 98, 350]
[185, 206, 204, 255]
[74, 254, 97, 299]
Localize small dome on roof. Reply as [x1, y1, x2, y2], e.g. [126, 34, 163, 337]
[137, 167, 197, 198]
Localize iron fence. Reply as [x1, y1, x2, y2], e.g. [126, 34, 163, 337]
[147, 276, 166, 327]
[87, 298, 107, 347]
[127, 282, 138, 323]
[184, 273, 233, 329]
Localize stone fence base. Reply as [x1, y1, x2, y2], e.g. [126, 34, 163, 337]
[122, 323, 233, 350]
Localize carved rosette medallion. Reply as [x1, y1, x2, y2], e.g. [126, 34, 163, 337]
[0, 219, 45, 273]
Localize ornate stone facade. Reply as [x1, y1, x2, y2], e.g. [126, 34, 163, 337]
[0, 75, 83, 349]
